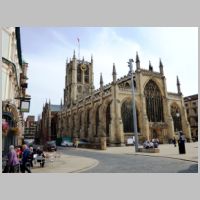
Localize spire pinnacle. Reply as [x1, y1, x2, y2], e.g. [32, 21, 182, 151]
[112, 63, 117, 83]
[176, 75, 181, 94]
[112, 63, 116, 75]
[136, 51, 140, 70]
[159, 58, 164, 74]
[73, 50, 76, 59]
[100, 73, 103, 88]
[136, 51, 140, 63]
[91, 54, 93, 63]
[149, 61, 153, 71]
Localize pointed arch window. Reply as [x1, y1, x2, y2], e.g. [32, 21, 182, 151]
[144, 80, 164, 122]
[171, 104, 182, 132]
[121, 99, 139, 133]
[106, 102, 111, 136]
[95, 105, 100, 136]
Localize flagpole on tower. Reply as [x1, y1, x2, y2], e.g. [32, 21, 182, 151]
[77, 37, 80, 60]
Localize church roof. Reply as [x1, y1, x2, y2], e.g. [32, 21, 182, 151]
[50, 104, 61, 112]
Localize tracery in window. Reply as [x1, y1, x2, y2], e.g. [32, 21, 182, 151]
[121, 99, 139, 133]
[144, 80, 164, 122]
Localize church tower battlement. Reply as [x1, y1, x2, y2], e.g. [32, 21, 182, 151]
[64, 51, 94, 108]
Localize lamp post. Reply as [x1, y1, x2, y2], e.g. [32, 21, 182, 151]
[127, 59, 139, 152]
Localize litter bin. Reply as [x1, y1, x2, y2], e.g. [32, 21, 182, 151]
[178, 138, 186, 154]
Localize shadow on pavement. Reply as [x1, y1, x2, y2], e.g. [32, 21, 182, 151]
[178, 164, 198, 173]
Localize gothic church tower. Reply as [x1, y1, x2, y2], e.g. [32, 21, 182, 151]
[64, 51, 94, 108]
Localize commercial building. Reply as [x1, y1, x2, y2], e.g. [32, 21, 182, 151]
[2, 27, 30, 155]
[184, 94, 198, 141]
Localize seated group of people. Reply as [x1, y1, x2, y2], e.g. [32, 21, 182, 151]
[143, 138, 159, 149]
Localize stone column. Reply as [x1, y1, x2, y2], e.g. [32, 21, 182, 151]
[110, 85, 124, 145]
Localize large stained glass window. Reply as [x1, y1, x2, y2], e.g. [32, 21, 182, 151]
[121, 99, 139, 133]
[144, 80, 164, 122]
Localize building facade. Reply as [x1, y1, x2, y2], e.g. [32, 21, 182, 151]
[2, 27, 30, 155]
[184, 94, 198, 141]
[40, 101, 61, 144]
[53, 51, 191, 146]
[24, 115, 37, 141]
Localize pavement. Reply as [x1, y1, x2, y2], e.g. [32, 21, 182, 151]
[31, 142, 198, 173]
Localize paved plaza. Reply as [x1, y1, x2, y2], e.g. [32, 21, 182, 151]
[31, 142, 198, 173]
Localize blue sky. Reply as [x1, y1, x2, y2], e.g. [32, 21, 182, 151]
[20, 27, 198, 119]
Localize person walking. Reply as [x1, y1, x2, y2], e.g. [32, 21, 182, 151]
[5, 145, 20, 173]
[21, 144, 31, 173]
[29, 146, 34, 168]
[178, 131, 186, 154]
[172, 137, 177, 147]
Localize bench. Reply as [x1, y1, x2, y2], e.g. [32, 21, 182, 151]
[138, 148, 160, 153]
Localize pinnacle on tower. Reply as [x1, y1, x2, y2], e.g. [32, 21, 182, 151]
[112, 63, 116, 75]
[100, 73, 103, 88]
[112, 63, 117, 83]
[159, 58, 164, 74]
[136, 51, 140, 62]
[149, 61, 153, 71]
[91, 54, 93, 63]
[176, 75, 181, 94]
[136, 51, 140, 70]
[66, 57, 68, 65]
[73, 50, 76, 59]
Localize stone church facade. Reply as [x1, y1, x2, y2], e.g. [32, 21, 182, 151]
[46, 51, 192, 146]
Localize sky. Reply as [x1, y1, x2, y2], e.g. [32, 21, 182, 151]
[20, 27, 198, 119]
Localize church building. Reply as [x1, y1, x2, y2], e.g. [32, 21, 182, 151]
[42, 51, 191, 146]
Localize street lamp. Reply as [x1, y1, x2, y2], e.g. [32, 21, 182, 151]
[127, 59, 139, 152]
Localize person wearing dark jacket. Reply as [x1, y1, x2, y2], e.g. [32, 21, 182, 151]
[21, 145, 31, 173]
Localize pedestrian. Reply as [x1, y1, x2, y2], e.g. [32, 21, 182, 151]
[16, 146, 22, 159]
[36, 147, 45, 167]
[74, 138, 79, 148]
[172, 137, 177, 147]
[29, 146, 34, 168]
[178, 131, 186, 154]
[21, 144, 31, 173]
[5, 145, 20, 173]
